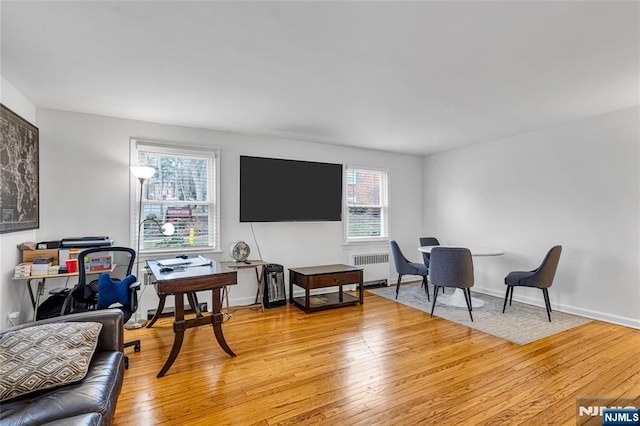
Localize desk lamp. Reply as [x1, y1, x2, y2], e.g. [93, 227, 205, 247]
[126, 166, 175, 329]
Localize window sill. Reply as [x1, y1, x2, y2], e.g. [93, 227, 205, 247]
[341, 238, 389, 248]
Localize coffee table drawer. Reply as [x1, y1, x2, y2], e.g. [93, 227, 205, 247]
[310, 271, 362, 288]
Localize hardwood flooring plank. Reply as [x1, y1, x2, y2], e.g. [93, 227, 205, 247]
[113, 292, 640, 425]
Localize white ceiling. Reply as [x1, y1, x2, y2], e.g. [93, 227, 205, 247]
[1, 1, 638, 156]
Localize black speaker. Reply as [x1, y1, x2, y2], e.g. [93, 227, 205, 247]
[263, 264, 286, 308]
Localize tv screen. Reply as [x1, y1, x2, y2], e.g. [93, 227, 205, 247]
[240, 156, 343, 222]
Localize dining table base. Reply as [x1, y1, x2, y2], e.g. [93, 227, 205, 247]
[437, 288, 485, 308]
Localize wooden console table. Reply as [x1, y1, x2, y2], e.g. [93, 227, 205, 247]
[146, 257, 237, 377]
[289, 264, 363, 313]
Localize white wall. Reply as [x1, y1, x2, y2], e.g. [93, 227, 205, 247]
[423, 107, 640, 328]
[6, 85, 635, 331]
[0, 77, 38, 329]
[2, 108, 421, 323]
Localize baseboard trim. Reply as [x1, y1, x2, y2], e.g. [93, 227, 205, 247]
[473, 285, 640, 330]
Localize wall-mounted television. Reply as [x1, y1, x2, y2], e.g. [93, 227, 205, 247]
[240, 156, 343, 222]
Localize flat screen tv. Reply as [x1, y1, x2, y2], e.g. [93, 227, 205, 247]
[240, 156, 343, 222]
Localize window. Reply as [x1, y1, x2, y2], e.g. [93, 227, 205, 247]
[345, 166, 388, 242]
[131, 139, 220, 253]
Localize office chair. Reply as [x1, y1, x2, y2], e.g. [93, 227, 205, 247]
[390, 240, 430, 300]
[429, 247, 475, 321]
[61, 246, 141, 368]
[503, 245, 562, 322]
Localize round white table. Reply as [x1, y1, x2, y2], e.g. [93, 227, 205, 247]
[418, 245, 505, 308]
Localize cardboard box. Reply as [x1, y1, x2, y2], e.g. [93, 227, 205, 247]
[80, 252, 113, 272]
[31, 262, 52, 276]
[22, 249, 59, 266]
[68, 248, 82, 260]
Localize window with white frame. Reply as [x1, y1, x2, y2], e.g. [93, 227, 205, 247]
[345, 166, 388, 241]
[131, 139, 220, 253]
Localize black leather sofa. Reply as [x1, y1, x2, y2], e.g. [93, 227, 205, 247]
[0, 310, 126, 425]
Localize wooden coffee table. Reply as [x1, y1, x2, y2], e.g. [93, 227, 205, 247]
[289, 264, 363, 313]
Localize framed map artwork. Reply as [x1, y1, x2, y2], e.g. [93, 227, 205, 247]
[0, 104, 39, 233]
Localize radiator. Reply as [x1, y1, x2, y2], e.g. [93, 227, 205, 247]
[351, 253, 390, 287]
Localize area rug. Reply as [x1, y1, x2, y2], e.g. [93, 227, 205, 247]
[367, 283, 592, 345]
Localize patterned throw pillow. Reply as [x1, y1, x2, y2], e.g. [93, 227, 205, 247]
[0, 321, 103, 401]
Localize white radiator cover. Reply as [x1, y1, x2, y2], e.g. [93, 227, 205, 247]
[351, 253, 390, 286]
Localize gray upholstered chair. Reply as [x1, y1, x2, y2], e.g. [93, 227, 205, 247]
[503, 245, 562, 322]
[429, 247, 475, 321]
[390, 240, 429, 300]
[418, 236, 440, 268]
[419, 237, 443, 297]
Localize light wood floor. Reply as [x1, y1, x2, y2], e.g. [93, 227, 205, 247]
[115, 291, 640, 425]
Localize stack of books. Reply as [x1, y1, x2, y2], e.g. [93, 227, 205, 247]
[14, 263, 31, 278]
[31, 257, 54, 275]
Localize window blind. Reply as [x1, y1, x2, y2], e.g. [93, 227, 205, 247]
[134, 141, 219, 252]
[345, 167, 388, 240]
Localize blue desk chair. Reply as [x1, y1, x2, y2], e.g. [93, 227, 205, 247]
[62, 246, 141, 368]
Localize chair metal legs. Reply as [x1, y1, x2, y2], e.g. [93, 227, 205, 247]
[463, 288, 473, 322]
[542, 288, 552, 322]
[430, 286, 439, 317]
[502, 286, 552, 322]
[422, 275, 430, 301]
[396, 274, 430, 301]
[430, 286, 473, 322]
[502, 286, 513, 313]
[395, 274, 403, 299]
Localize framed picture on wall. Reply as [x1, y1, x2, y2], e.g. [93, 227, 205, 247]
[0, 104, 39, 233]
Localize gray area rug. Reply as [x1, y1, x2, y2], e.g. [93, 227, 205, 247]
[368, 283, 592, 345]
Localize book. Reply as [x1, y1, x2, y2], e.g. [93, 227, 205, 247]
[14, 263, 31, 278]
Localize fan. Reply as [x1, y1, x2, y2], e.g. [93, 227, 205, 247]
[230, 241, 250, 262]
